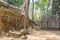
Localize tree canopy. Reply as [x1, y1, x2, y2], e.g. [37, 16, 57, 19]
[4, 0, 25, 7]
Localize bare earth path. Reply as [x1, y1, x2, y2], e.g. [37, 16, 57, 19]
[0, 29, 60, 40]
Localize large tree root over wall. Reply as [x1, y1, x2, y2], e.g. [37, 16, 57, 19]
[0, 1, 37, 36]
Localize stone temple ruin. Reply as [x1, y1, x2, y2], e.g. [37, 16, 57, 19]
[40, 0, 60, 28]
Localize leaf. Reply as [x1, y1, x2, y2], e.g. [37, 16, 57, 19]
[43, 0, 49, 5]
[35, 1, 40, 9]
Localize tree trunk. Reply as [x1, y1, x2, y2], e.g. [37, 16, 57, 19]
[32, 0, 34, 28]
[24, 0, 30, 29]
[52, 0, 59, 15]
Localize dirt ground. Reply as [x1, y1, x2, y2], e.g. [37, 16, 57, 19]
[0, 29, 60, 40]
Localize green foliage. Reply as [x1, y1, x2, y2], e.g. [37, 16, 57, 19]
[34, 12, 44, 21]
[35, 0, 49, 11]
[34, 0, 51, 21]
[43, 0, 49, 5]
[35, 1, 40, 10]
[48, 9, 51, 15]
[4, 0, 25, 7]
